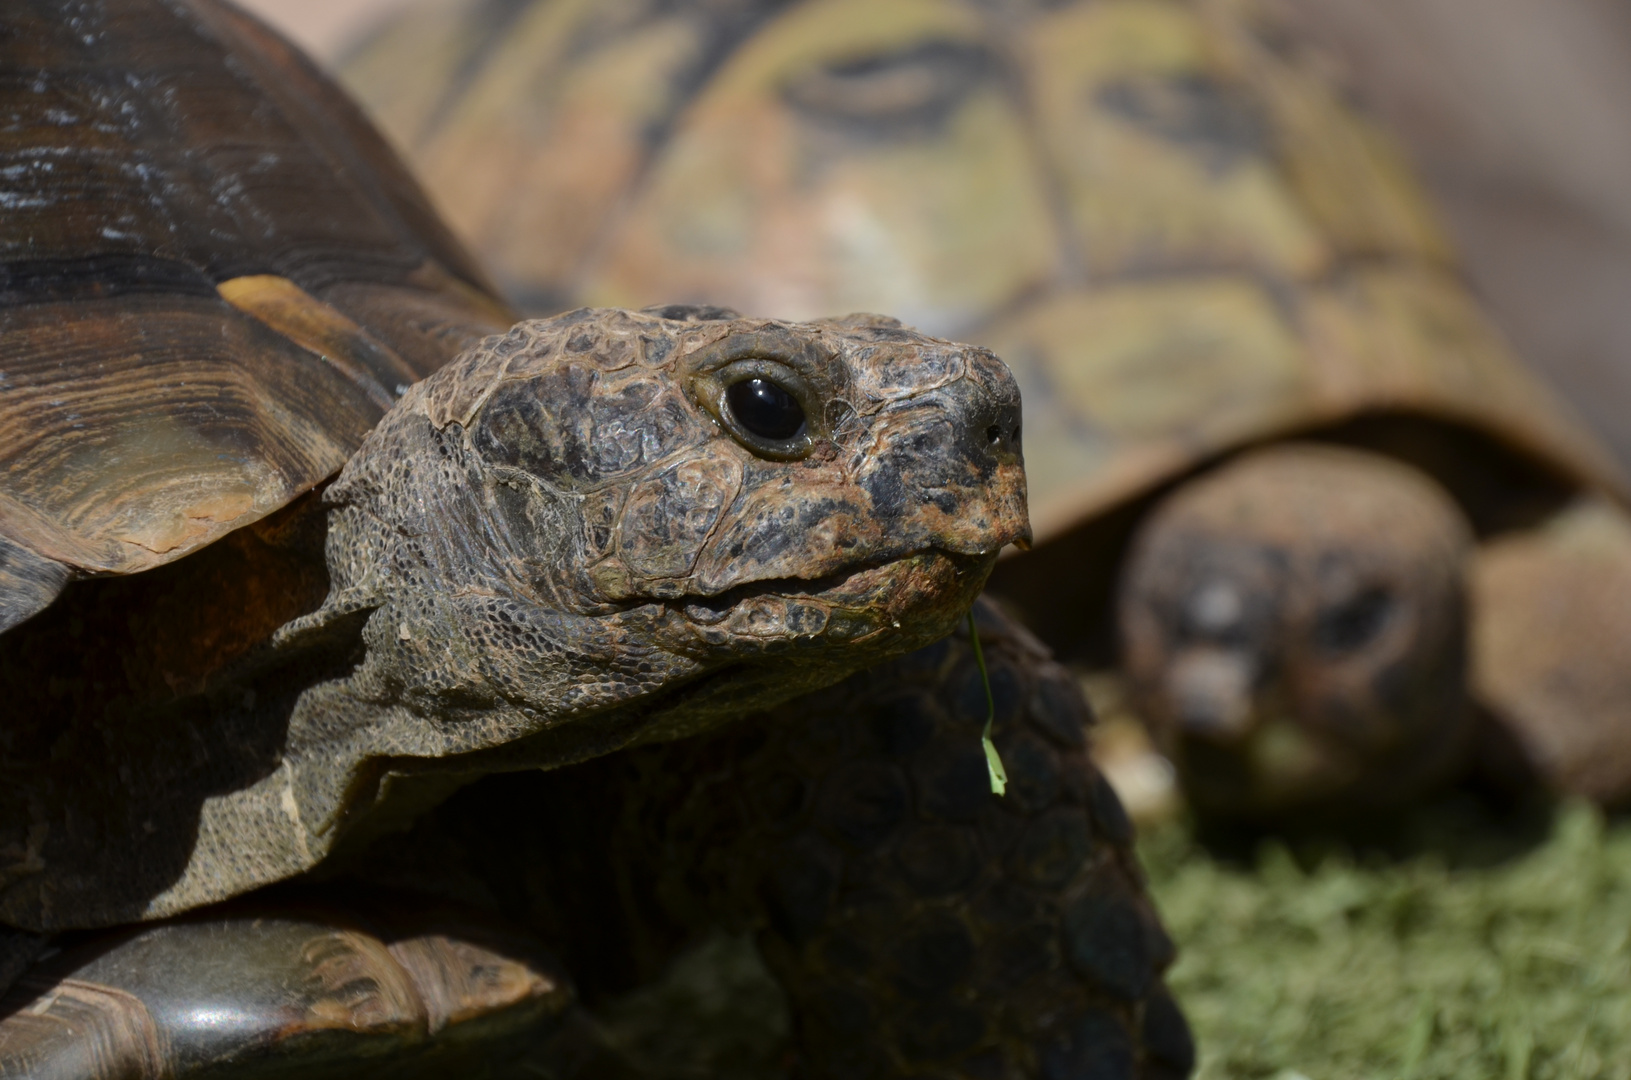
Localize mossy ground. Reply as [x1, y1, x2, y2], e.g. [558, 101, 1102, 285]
[1142, 799, 1631, 1080]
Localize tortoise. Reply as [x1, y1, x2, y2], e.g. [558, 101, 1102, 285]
[344, 0, 1631, 819]
[0, 2, 1192, 1077]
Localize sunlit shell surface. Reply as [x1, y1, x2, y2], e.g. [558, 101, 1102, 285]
[346, 0, 1627, 544]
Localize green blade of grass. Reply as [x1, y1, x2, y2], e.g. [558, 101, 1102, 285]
[968, 610, 1006, 796]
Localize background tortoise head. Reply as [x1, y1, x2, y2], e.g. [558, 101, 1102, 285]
[292, 303, 1029, 743]
[1119, 445, 1474, 817]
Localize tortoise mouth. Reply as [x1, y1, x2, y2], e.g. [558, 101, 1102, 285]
[618, 547, 992, 747]
[671, 547, 993, 641]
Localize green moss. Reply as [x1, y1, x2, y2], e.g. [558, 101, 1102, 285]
[1140, 802, 1631, 1080]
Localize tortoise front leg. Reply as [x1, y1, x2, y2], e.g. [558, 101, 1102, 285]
[1470, 494, 1631, 804]
[0, 893, 572, 1079]
[633, 601, 1195, 1079]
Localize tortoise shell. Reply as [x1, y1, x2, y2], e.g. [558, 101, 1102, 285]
[0, 0, 513, 631]
[345, 0, 1627, 549]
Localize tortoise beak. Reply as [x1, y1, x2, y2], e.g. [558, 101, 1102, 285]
[1166, 648, 1258, 744]
[888, 344, 1030, 558]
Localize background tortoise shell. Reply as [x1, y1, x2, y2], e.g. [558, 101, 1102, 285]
[0, 0, 513, 633]
[343, 0, 1628, 555]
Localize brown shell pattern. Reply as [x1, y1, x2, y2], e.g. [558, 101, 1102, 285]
[0, 0, 514, 631]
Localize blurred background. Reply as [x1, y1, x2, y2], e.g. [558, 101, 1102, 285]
[241, 0, 1631, 474]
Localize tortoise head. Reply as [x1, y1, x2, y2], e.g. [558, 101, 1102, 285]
[301, 305, 1027, 747]
[1118, 444, 1474, 819]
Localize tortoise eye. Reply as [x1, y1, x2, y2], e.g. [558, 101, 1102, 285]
[725, 377, 807, 442]
[1313, 586, 1394, 654]
[687, 349, 821, 460]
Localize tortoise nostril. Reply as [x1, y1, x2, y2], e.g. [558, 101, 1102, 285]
[986, 424, 1002, 445]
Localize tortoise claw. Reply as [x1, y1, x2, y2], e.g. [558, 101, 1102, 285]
[0, 894, 572, 1079]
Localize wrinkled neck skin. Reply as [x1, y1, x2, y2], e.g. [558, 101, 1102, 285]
[263, 307, 1027, 872]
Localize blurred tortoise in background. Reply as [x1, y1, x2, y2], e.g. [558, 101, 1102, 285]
[0, 2, 1190, 1078]
[344, 0, 1631, 821]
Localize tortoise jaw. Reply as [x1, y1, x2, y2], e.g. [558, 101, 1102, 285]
[672, 548, 994, 649]
[616, 549, 994, 747]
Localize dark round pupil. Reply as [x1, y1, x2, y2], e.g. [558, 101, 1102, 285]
[1313, 587, 1393, 653]
[725, 377, 806, 442]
